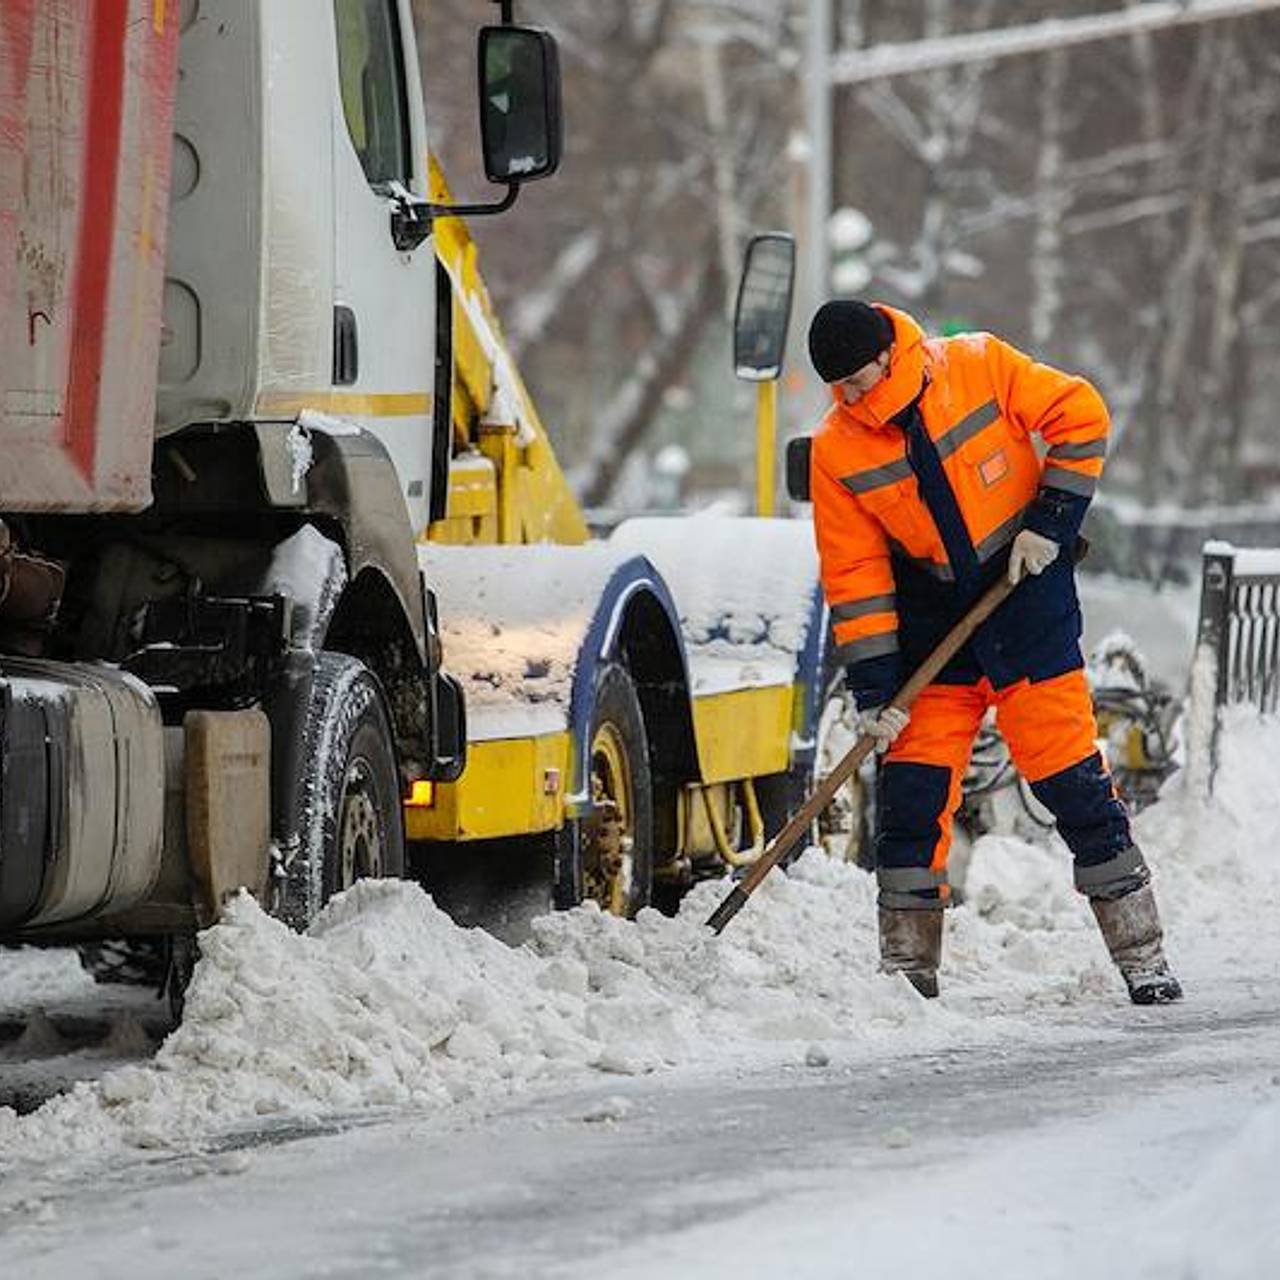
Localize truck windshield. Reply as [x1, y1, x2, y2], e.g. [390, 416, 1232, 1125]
[333, 0, 411, 191]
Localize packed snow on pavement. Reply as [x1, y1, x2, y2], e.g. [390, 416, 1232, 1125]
[1, 707, 1279, 1276]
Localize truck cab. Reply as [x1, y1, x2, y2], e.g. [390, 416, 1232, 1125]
[0, 0, 832, 963]
[162, 1, 439, 528]
[0, 0, 562, 944]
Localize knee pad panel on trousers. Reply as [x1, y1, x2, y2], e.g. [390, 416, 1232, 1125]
[877, 761, 952, 904]
[1029, 750, 1132, 865]
[994, 668, 1100, 783]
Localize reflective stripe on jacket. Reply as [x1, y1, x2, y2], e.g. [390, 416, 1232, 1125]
[812, 306, 1107, 706]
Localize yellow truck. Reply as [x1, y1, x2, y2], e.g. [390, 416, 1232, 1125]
[0, 0, 832, 981]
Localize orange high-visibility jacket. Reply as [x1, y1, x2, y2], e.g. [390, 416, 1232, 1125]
[812, 306, 1108, 704]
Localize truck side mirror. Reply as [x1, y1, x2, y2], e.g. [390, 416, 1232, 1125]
[733, 233, 795, 382]
[479, 26, 563, 185]
[786, 436, 812, 503]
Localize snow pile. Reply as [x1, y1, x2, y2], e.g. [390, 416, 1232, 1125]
[4, 709, 1279, 1176]
[0, 950, 95, 1013]
[1129, 704, 1280, 954]
[0, 864, 943, 1170]
[533, 854, 947, 1053]
[956, 704, 1280, 994]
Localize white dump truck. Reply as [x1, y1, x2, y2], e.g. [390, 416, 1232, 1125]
[0, 0, 836, 987]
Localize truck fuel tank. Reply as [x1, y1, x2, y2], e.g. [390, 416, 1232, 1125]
[0, 661, 165, 934]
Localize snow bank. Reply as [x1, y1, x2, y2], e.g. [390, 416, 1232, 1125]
[3, 710, 1279, 1176]
[0, 864, 939, 1172]
[1077, 571, 1198, 687]
[0, 950, 95, 1013]
[1128, 704, 1280, 955]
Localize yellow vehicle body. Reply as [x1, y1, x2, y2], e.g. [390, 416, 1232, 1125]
[413, 163, 818, 851]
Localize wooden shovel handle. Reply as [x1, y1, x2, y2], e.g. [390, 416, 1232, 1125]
[704, 573, 1016, 934]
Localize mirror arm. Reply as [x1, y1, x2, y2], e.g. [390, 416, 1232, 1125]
[389, 184, 521, 250]
[493, 0, 515, 24]
[424, 183, 521, 220]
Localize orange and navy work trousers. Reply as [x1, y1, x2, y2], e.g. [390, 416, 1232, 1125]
[876, 669, 1147, 909]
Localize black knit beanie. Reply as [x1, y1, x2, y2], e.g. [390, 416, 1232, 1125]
[807, 300, 893, 383]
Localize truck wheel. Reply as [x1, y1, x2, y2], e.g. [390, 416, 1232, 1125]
[78, 933, 195, 1025]
[556, 664, 653, 917]
[78, 938, 168, 987]
[282, 652, 405, 926]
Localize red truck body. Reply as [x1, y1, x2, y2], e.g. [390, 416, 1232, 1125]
[0, 0, 178, 512]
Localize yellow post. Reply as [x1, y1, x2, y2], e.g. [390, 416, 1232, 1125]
[755, 380, 777, 517]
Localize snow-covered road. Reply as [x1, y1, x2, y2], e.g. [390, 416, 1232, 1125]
[1, 706, 1278, 1278]
[2, 987, 1277, 1279]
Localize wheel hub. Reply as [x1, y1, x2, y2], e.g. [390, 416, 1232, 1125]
[583, 722, 634, 915]
[339, 759, 383, 889]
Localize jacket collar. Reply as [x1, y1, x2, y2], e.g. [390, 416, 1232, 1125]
[828, 305, 927, 431]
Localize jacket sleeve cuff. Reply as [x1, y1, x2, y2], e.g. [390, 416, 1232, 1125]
[1022, 485, 1090, 546]
[843, 652, 903, 710]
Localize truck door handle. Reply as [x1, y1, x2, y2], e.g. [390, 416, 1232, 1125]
[333, 305, 358, 385]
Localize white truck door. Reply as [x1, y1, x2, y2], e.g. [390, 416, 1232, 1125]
[330, 0, 435, 533]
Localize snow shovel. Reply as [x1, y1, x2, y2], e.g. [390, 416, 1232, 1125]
[704, 572, 1019, 935]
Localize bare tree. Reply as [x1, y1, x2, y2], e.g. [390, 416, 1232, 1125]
[418, 0, 1280, 512]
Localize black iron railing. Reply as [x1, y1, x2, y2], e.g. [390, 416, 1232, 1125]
[1192, 542, 1280, 789]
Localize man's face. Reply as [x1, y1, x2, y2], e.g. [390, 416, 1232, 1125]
[834, 347, 892, 403]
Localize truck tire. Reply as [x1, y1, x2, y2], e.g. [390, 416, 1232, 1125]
[78, 938, 168, 987]
[556, 663, 653, 917]
[79, 933, 194, 1025]
[280, 652, 405, 927]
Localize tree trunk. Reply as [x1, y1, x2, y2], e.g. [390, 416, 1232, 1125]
[570, 253, 723, 509]
[1030, 46, 1068, 350]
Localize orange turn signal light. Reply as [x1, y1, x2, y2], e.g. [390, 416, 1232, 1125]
[406, 780, 435, 808]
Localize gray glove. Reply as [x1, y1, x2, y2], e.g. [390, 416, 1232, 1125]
[856, 705, 910, 754]
[1008, 529, 1059, 584]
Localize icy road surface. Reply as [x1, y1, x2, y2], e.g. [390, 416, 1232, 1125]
[1, 708, 1278, 1277]
[1, 986, 1277, 1279]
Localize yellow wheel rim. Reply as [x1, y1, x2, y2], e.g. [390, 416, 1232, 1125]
[583, 721, 635, 915]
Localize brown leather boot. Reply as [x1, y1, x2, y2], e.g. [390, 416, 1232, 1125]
[1090, 883, 1183, 1005]
[878, 907, 943, 998]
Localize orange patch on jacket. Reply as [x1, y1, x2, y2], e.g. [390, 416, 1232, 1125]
[978, 449, 1009, 487]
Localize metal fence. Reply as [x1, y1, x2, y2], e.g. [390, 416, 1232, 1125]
[1191, 542, 1280, 790]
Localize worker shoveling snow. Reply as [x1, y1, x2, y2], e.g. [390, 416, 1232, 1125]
[2, 707, 1278, 1179]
